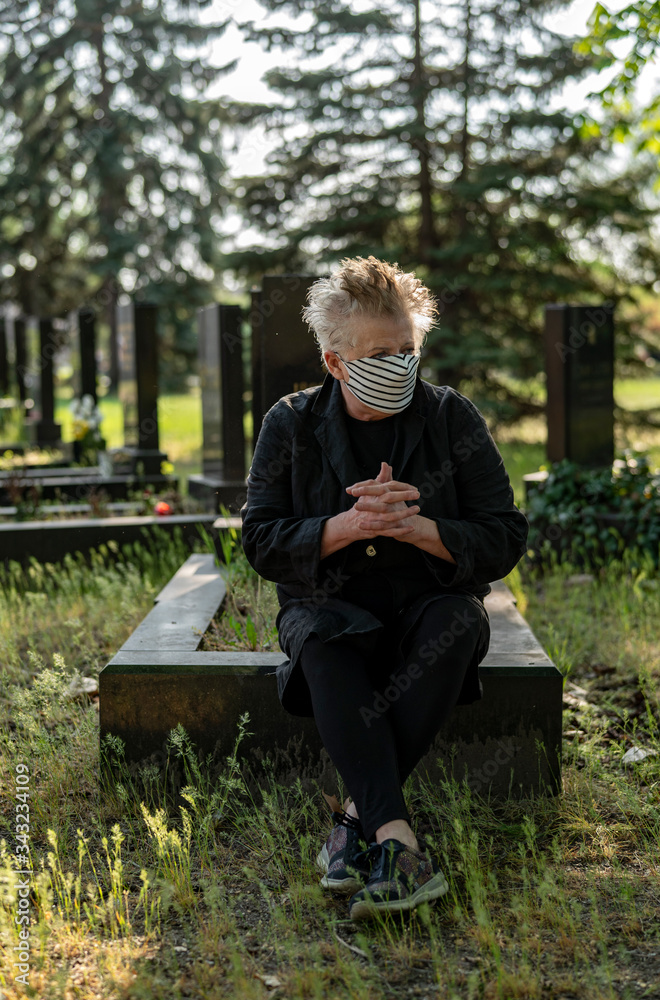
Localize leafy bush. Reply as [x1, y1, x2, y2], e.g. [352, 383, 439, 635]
[525, 450, 660, 570]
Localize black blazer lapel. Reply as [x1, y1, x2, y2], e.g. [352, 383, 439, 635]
[389, 379, 427, 480]
[311, 374, 364, 509]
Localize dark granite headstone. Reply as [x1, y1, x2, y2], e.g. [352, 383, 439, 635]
[200, 304, 245, 480]
[188, 304, 247, 512]
[34, 318, 62, 446]
[13, 316, 27, 404]
[78, 308, 98, 403]
[250, 275, 323, 444]
[545, 303, 614, 468]
[116, 301, 166, 475]
[0, 318, 8, 397]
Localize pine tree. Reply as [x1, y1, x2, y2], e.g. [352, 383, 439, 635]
[227, 0, 660, 420]
[0, 0, 235, 387]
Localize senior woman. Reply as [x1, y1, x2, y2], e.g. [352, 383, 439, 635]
[240, 256, 528, 921]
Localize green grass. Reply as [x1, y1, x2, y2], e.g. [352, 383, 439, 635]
[0, 530, 659, 999]
[55, 392, 205, 490]
[615, 376, 660, 410]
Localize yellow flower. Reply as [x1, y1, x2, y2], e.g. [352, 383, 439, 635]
[161, 460, 175, 475]
[72, 419, 90, 441]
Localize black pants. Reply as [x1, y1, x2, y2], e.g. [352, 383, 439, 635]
[300, 591, 485, 843]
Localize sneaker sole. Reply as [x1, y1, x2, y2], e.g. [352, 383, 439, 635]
[316, 845, 365, 895]
[349, 871, 449, 920]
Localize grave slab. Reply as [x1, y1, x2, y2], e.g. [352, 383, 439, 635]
[0, 513, 217, 568]
[100, 553, 563, 797]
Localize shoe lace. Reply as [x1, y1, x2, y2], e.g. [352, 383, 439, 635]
[332, 810, 364, 837]
[353, 840, 407, 882]
[352, 842, 381, 873]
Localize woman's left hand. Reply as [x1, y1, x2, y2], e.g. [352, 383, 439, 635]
[347, 462, 425, 542]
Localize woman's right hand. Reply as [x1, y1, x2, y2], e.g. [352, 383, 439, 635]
[320, 463, 420, 557]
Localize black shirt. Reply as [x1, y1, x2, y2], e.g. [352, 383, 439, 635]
[343, 409, 398, 480]
[340, 407, 440, 614]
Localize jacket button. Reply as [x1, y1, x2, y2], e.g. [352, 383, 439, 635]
[366, 545, 376, 557]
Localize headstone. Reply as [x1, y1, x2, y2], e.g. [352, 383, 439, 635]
[0, 318, 8, 397]
[116, 301, 167, 476]
[77, 308, 98, 403]
[13, 316, 27, 404]
[545, 303, 614, 468]
[250, 275, 324, 444]
[200, 304, 245, 480]
[34, 318, 62, 446]
[188, 304, 247, 512]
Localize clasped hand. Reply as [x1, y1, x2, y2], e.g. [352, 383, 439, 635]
[345, 461, 423, 540]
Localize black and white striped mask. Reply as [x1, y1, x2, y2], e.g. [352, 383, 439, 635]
[337, 352, 420, 414]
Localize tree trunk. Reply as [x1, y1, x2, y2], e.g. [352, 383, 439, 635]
[412, 0, 436, 266]
[93, 21, 120, 391]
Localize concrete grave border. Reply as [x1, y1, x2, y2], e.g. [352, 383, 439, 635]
[99, 551, 563, 798]
[0, 513, 218, 568]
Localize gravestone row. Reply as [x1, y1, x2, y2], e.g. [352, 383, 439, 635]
[2, 291, 617, 511]
[190, 275, 323, 510]
[0, 310, 96, 450]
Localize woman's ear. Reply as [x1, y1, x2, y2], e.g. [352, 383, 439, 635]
[324, 350, 345, 381]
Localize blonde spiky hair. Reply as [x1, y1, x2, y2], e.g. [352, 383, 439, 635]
[302, 256, 438, 359]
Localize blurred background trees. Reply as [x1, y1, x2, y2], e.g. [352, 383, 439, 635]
[0, 0, 234, 388]
[226, 0, 660, 420]
[0, 0, 659, 415]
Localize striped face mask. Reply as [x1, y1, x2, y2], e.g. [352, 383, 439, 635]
[336, 351, 420, 414]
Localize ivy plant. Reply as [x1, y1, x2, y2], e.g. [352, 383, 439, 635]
[524, 450, 660, 570]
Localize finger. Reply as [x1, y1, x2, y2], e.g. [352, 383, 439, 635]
[358, 521, 415, 534]
[349, 480, 419, 494]
[346, 466, 395, 492]
[380, 479, 419, 493]
[375, 462, 393, 483]
[346, 477, 379, 492]
[357, 508, 420, 523]
[357, 510, 419, 527]
[349, 484, 420, 499]
[355, 499, 420, 514]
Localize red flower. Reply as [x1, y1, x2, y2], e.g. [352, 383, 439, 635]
[154, 501, 172, 516]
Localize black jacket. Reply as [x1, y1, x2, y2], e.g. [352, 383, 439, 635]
[240, 372, 528, 716]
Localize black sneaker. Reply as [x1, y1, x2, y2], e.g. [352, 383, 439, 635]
[316, 811, 371, 894]
[348, 838, 449, 920]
